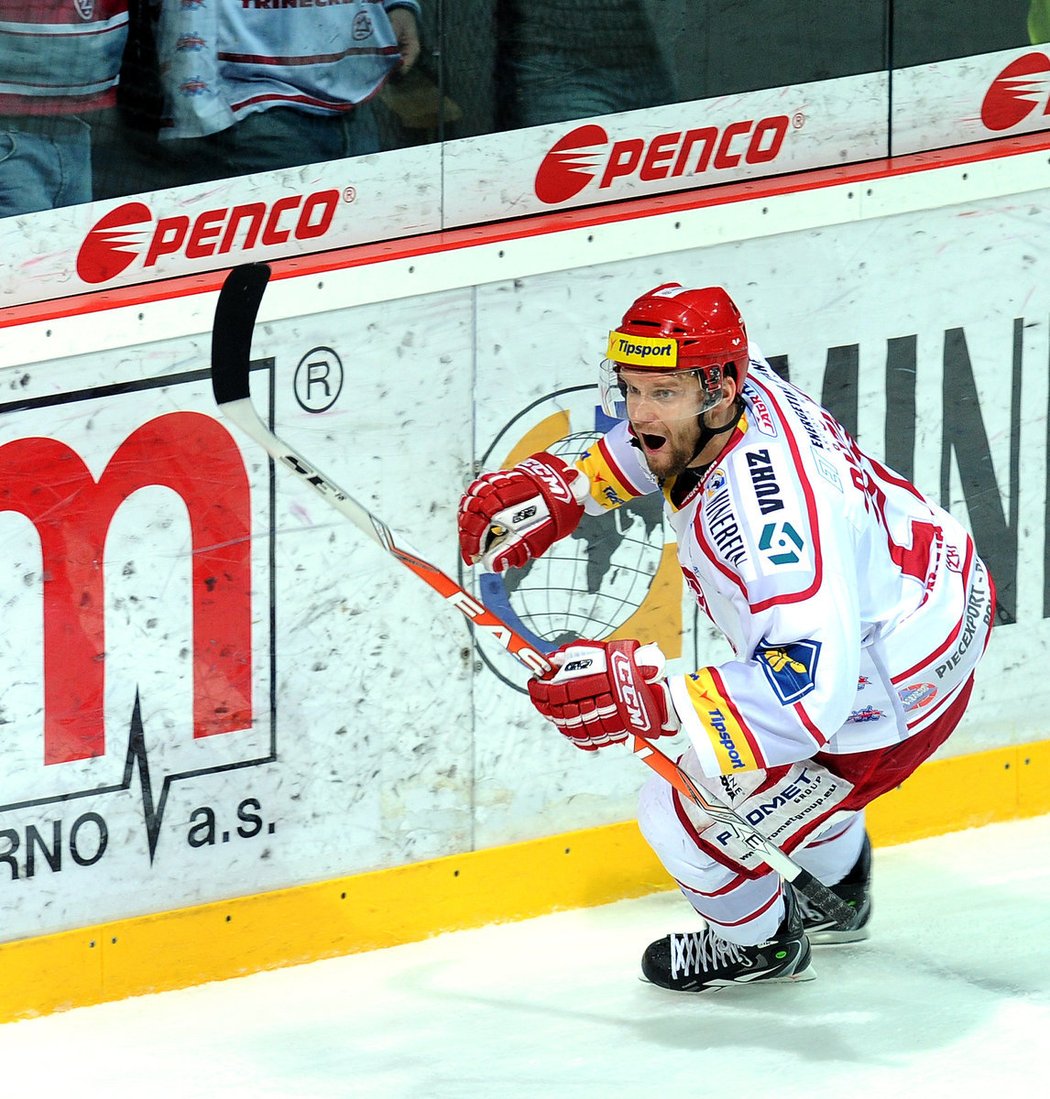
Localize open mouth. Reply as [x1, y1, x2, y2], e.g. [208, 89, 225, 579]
[641, 432, 666, 452]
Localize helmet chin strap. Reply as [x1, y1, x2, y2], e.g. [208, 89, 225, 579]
[689, 397, 742, 466]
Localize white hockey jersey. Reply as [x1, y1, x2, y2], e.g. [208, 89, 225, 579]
[155, 0, 421, 139]
[574, 350, 994, 780]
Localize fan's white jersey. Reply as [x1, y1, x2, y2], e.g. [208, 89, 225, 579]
[155, 0, 420, 139]
[574, 349, 994, 780]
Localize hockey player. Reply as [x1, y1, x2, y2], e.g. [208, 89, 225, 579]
[458, 284, 994, 992]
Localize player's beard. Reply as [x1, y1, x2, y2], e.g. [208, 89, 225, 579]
[634, 420, 702, 479]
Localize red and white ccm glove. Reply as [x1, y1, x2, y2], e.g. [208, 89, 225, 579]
[458, 451, 586, 573]
[527, 639, 680, 751]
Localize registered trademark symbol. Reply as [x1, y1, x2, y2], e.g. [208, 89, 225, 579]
[792, 112, 806, 129]
[294, 346, 344, 413]
[343, 186, 357, 203]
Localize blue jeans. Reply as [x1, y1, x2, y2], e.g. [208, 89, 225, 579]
[152, 104, 383, 189]
[0, 115, 91, 217]
[506, 51, 674, 127]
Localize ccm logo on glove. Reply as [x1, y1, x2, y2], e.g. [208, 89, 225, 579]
[527, 639, 680, 751]
[611, 650, 650, 734]
[457, 451, 586, 573]
[517, 456, 575, 504]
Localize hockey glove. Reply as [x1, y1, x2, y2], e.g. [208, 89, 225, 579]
[458, 452, 586, 573]
[527, 639, 680, 751]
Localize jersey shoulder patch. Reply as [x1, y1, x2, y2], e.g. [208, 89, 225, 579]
[754, 637, 821, 705]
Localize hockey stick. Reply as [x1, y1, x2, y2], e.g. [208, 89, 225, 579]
[209, 262, 861, 931]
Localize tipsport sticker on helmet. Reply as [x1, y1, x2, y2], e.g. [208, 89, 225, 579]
[606, 331, 678, 367]
[754, 638, 821, 705]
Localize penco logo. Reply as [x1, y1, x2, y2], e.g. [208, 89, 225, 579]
[980, 52, 1050, 131]
[76, 190, 342, 285]
[534, 116, 792, 205]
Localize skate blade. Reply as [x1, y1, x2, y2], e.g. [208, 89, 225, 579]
[788, 961, 817, 982]
[659, 961, 818, 991]
[808, 926, 871, 945]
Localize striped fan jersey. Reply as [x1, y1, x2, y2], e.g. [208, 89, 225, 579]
[0, 1, 129, 115]
[573, 350, 994, 779]
[155, 0, 421, 139]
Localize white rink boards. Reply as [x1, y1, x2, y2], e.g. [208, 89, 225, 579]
[0, 137, 1048, 946]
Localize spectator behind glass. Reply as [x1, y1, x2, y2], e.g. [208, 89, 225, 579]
[496, 0, 675, 128]
[0, 1, 129, 217]
[101, 0, 421, 193]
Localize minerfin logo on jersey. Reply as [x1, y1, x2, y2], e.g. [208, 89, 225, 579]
[701, 473, 751, 573]
[473, 386, 678, 692]
[754, 638, 821, 705]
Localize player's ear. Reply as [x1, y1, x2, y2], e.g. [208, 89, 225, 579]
[716, 367, 739, 408]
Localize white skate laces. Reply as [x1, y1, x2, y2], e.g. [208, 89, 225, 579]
[670, 930, 750, 979]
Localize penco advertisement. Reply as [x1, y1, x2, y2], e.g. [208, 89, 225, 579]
[6, 44, 1050, 310]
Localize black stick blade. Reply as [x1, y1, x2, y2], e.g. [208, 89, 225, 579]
[211, 263, 271, 407]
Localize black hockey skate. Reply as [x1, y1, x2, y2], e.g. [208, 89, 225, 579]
[797, 832, 872, 944]
[641, 886, 814, 991]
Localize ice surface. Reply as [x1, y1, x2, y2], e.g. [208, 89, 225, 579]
[2, 815, 1048, 1098]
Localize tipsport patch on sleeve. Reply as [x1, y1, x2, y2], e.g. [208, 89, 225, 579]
[678, 667, 760, 772]
[754, 638, 821, 705]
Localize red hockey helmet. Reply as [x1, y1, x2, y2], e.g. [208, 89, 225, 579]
[600, 284, 749, 416]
